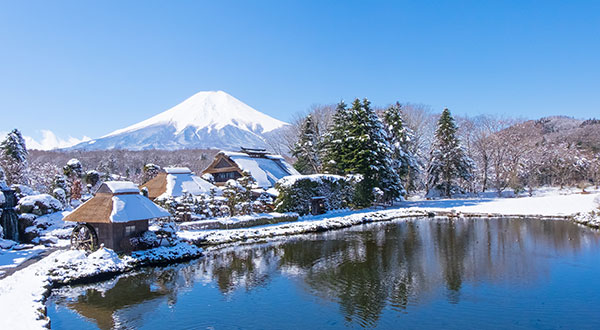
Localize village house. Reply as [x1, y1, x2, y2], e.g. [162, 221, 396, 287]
[63, 181, 170, 252]
[202, 148, 299, 190]
[140, 167, 217, 201]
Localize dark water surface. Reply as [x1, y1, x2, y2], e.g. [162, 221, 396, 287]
[47, 218, 600, 329]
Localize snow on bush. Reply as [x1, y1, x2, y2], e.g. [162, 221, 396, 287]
[139, 230, 159, 245]
[16, 193, 63, 216]
[11, 184, 37, 199]
[274, 174, 358, 215]
[22, 211, 74, 244]
[574, 210, 600, 229]
[574, 195, 600, 229]
[201, 173, 214, 183]
[66, 158, 81, 168]
[52, 187, 67, 206]
[129, 231, 162, 250]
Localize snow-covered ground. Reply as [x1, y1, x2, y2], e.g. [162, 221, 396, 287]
[404, 187, 600, 216]
[0, 243, 45, 276]
[0, 211, 73, 277]
[179, 212, 298, 230]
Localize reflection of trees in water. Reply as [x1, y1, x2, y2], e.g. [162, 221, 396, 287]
[432, 220, 472, 303]
[53, 267, 187, 330]
[273, 222, 429, 327]
[54, 218, 600, 329]
[197, 247, 283, 294]
[283, 219, 599, 326]
[429, 218, 599, 305]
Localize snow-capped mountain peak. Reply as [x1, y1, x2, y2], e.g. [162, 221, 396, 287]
[104, 91, 286, 137]
[69, 91, 288, 151]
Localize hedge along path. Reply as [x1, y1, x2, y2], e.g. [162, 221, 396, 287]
[179, 213, 299, 231]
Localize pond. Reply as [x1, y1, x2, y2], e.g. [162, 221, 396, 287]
[47, 218, 600, 329]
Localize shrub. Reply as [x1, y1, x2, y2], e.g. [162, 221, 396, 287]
[274, 174, 359, 215]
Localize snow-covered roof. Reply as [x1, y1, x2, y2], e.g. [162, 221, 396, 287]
[64, 181, 170, 223]
[158, 169, 217, 199]
[222, 151, 300, 189]
[164, 167, 192, 174]
[101, 181, 141, 194]
[109, 194, 170, 223]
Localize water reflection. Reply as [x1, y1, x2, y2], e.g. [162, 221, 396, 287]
[48, 218, 600, 329]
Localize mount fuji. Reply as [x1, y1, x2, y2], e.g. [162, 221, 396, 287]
[68, 91, 289, 151]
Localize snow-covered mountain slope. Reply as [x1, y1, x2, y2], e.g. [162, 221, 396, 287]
[68, 91, 289, 151]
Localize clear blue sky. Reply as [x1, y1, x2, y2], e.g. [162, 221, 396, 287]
[0, 0, 598, 145]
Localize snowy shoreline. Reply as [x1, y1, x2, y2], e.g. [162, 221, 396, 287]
[0, 241, 202, 329]
[180, 188, 600, 246]
[178, 209, 578, 247]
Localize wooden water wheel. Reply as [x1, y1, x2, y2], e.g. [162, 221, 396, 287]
[70, 223, 99, 251]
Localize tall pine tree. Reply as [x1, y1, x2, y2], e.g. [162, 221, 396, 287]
[426, 108, 474, 197]
[0, 129, 29, 185]
[322, 101, 350, 175]
[382, 102, 420, 192]
[323, 98, 403, 206]
[292, 115, 320, 174]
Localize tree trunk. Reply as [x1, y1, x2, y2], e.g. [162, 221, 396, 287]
[482, 154, 488, 192]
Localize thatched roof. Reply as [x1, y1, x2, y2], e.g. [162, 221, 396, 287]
[140, 172, 168, 200]
[140, 167, 216, 200]
[64, 181, 170, 223]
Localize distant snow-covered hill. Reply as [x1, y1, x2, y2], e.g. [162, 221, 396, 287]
[68, 91, 289, 151]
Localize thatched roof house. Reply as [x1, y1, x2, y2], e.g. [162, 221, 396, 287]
[64, 182, 169, 223]
[202, 148, 299, 189]
[64, 181, 170, 252]
[140, 167, 217, 200]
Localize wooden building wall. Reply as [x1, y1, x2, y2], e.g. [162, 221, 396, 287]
[90, 220, 149, 253]
[202, 154, 243, 186]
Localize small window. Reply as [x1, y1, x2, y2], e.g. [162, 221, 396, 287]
[125, 225, 136, 235]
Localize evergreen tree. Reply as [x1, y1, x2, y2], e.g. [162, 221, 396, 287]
[51, 174, 70, 196]
[292, 115, 320, 174]
[84, 170, 101, 188]
[142, 163, 162, 183]
[222, 180, 242, 216]
[0, 129, 29, 185]
[426, 108, 474, 197]
[322, 101, 350, 175]
[63, 158, 83, 178]
[222, 171, 255, 216]
[322, 99, 403, 206]
[237, 171, 256, 214]
[63, 158, 84, 203]
[382, 102, 420, 192]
